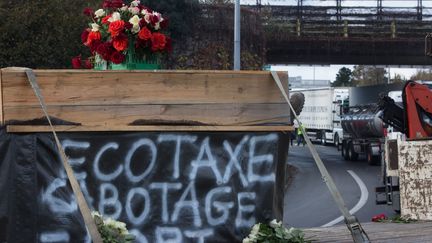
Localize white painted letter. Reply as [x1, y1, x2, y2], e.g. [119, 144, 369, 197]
[184, 229, 214, 243]
[98, 183, 122, 219]
[235, 192, 256, 228]
[248, 134, 277, 183]
[41, 178, 77, 214]
[39, 230, 70, 243]
[222, 136, 249, 186]
[158, 134, 197, 179]
[93, 142, 122, 181]
[171, 181, 202, 227]
[155, 227, 182, 243]
[189, 137, 222, 184]
[125, 188, 151, 225]
[149, 182, 182, 223]
[125, 139, 157, 183]
[205, 187, 234, 226]
[130, 229, 149, 243]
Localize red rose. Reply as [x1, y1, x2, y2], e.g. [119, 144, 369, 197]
[108, 20, 125, 38]
[139, 18, 147, 28]
[124, 22, 133, 30]
[371, 214, 387, 222]
[71, 55, 82, 69]
[84, 58, 93, 69]
[102, 14, 111, 25]
[103, 0, 123, 9]
[90, 40, 102, 54]
[150, 14, 159, 26]
[83, 7, 94, 17]
[113, 34, 128, 51]
[138, 27, 152, 40]
[160, 18, 169, 30]
[81, 29, 90, 44]
[110, 51, 125, 64]
[96, 42, 114, 60]
[111, 0, 123, 8]
[151, 32, 167, 52]
[85, 31, 101, 46]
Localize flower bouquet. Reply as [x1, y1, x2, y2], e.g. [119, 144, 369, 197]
[80, 0, 171, 70]
[92, 211, 135, 243]
[243, 219, 311, 243]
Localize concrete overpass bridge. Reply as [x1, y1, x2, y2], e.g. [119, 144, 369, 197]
[248, 0, 432, 65]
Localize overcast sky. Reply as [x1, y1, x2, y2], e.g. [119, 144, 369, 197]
[269, 64, 427, 82]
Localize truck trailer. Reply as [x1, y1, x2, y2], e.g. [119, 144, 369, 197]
[291, 87, 349, 146]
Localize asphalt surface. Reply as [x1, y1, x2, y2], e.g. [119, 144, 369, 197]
[283, 143, 397, 228]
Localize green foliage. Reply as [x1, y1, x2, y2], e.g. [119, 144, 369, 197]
[332, 67, 353, 87]
[410, 69, 432, 81]
[378, 215, 417, 224]
[351, 65, 388, 86]
[0, 0, 99, 68]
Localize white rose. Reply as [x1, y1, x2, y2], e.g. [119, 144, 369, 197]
[120, 5, 128, 12]
[129, 7, 140, 15]
[94, 9, 105, 18]
[91, 23, 100, 32]
[129, 15, 141, 33]
[154, 22, 160, 30]
[269, 219, 282, 228]
[141, 9, 150, 16]
[242, 237, 252, 243]
[108, 12, 121, 22]
[131, 0, 140, 7]
[144, 14, 151, 24]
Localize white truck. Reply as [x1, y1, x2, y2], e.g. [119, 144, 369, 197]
[291, 87, 349, 146]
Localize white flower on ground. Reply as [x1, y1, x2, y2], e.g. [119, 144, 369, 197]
[108, 12, 121, 22]
[249, 223, 260, 239]
[269, 219, 282, 228]
[91, 23, 100, 32]
[91, 211, 102, 218]
[242, 237, 253, 243]
[94, 9, 105, 18]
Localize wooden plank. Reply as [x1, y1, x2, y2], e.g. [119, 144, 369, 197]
[1, 69, 287, 106]
[3, 103, 290, 126]
[304, 222, 432, 242]
[0, 69, 289, 127]
[6, 125, 294, 133]
[0, 69, 3, 125]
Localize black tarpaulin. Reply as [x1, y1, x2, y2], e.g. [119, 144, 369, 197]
[0, 128, 288, 243]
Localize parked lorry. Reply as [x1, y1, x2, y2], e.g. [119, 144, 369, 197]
[340, 104, 386, 164]
[340, 85, 403, 165]
[291, 87, 349, 146]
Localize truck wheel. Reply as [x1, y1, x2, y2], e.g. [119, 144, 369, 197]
[321, 130, 327, 146]
[367, 146, 379, 166]
[348, 142, 358, 161]
[342, 141, 350, 160]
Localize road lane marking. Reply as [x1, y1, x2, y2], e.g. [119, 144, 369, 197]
[320, 170, 369, 227]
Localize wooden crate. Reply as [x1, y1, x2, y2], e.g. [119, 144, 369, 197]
[0, 68, 292, 132]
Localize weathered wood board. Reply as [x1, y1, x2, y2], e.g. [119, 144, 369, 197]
[0, 69, 3, 125]
[304, 222, 432, 242]
[398, 139, 432, 220]
[0, 69, 290, 129]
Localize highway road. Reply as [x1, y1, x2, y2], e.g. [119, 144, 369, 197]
[283, 144, 397, 228]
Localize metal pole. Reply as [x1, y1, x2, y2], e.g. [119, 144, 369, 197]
[234, 0, 241, 70]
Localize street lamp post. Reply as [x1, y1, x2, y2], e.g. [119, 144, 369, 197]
[234, 0, 241, 70]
